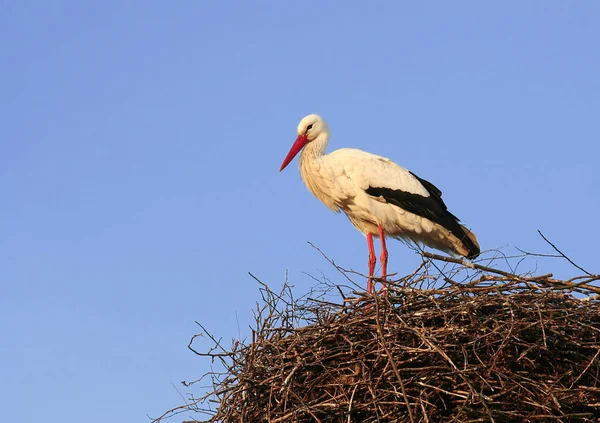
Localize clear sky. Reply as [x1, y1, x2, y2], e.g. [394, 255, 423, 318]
[1, 2, 599, 422]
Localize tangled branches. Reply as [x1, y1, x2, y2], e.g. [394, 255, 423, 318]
[156, 253, 600, 423]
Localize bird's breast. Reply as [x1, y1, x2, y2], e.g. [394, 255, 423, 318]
[299, 156, 351, 213]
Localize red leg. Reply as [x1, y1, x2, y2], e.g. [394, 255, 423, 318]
[378, 225, 388, 295]
[367, 232, 376, 294]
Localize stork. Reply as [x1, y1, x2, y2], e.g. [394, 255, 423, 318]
[279, 114, 480, 294]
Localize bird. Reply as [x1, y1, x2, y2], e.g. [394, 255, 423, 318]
[279, 114, 480, 294]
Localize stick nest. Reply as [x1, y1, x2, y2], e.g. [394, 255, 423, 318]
[160, 254, 600, 423]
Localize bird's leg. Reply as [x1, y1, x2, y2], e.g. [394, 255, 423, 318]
[367, 232, 376, 294]
[378, 224, 388, 296]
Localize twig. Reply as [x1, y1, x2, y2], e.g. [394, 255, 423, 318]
[422, 251, 552, 282]
[537, 230, 593, 276]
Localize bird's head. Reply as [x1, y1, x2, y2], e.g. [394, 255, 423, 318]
[280, 114, 329, 171]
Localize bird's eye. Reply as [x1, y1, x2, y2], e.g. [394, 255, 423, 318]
[307, 124, 314, 131]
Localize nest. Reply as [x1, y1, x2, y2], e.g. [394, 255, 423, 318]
[157, 252, 600, 423]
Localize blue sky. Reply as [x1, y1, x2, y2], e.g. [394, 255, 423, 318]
[1, 2, 599, 422]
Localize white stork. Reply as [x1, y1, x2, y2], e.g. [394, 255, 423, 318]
[279, 114, 480, 294]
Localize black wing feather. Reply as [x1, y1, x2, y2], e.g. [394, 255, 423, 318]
[364, 171, 478, 257]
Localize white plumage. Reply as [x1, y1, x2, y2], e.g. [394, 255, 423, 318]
[280, 114, 479, 293]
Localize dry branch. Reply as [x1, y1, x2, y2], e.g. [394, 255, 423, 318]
[155, 253, 600, 423]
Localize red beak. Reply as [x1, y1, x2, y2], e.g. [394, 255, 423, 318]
[279, 134, 308, 171]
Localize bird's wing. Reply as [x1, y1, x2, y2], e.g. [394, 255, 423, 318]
[330, 147, 460, 223]
[328, 148, 432, 197]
